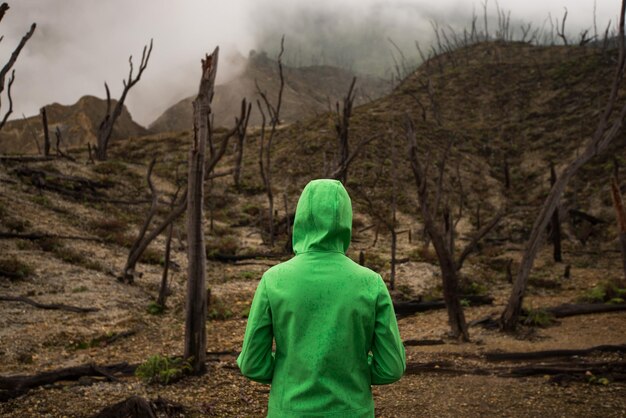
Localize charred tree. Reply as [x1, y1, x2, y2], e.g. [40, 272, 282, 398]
[333, 76, 356, 184]
[611, 173, 626, 279]
[95, 39, 153, 161]
[406, 119, 467, 341]
[500, 0, 626, 331]
[233, 99, 252, 189]
[184, 48, 219, 375]
[405, 116, 503, 342]
[549, 162, 563, 262]
[256, 36, 285, 247]
[121, 159, 159, 283]
[157, 187, 181, 309]
[40, 107, 50, 157]
[0, 4, 35, 133]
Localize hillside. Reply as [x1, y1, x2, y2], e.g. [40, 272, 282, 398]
[1, 41, 626, 416]
[148, 51, 390, 133]
[0, 95, 147, 154]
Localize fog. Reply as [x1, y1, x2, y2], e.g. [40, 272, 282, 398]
[0, 0, 619, 126]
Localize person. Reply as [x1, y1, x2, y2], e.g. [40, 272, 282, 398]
[237, 179, 405, 417]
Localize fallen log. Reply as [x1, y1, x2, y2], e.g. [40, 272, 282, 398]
[0, 232, 103, 242]
[0, 295, 99, 313]
[403, 339, 445, 347]
[486, 344, 626, 362]
[545, 303, 626, 318]
[0, 155, 55, 162]
[394, 295, 494, 316]
[0, 350, 238, 401]
[404, 360, 626, 382]
[0, 362, 136, 402]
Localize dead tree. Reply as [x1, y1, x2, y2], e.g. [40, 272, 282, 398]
[185, 48, 219, 375]
[405, 116, 503, 342]
[327, 78, 378, 182]
[0, 4, 35, 133]
[556, 8, 569, 46]
[232, 99, 252, 189]
[95, 39, 153, 161]
[256, 36, 285, 247]
[333, 76, 356, 184]
[157, 186, 181, 309]
[500, 0, 626, 331]
[352, 155, 399, 290]
[611, 172, 626, 279]
[40, 107, 50, 156]
[119, 109, 244, 284]
[548, 162, 563, 262]
[120, 159, 159, 283]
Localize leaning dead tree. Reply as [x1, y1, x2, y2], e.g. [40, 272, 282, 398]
[406, 116, 503, 342]
[0, 3, 35, 133]
[500, 0, 626, 331]
[256, 36, 285, 247]
[95, 39, 153, 161]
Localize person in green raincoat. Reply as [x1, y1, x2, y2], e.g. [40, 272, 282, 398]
[237, 179, 405, 417]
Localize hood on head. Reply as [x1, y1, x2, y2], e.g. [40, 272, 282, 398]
[292, 179, 352, 255]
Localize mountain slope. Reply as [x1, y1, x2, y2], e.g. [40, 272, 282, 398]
[0, 95, 147, 154]
[148, 52, 390, 133]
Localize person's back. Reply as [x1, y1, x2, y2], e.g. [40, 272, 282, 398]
[238, 179, 405, 417]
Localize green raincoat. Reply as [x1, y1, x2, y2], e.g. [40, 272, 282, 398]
[237, 179, 405, 417]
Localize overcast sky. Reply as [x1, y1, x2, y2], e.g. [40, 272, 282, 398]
[0, 0, 620, 126]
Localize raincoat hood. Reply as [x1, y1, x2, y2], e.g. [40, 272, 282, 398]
[292, 179, 352, 255]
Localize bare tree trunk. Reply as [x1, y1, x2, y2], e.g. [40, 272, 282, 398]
[185, 49, 219, 375]
[501, 0, 626, 331]
[550, 162, 562, 262]
[406, 117, 469, 341]
[40, 107, 50, 157]
[256, 37, 285, 247]
[390, 230, 397, 290]
[611, 176, 626, 279]
[157, 219, 174, 308]
[233, 99, 251, 189]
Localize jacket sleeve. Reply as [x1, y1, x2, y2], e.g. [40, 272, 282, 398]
[369, 275, 406, 385]
[237, 276, 275, 384]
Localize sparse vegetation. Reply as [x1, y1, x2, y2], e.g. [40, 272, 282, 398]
[135, 355, 191, 385]
[0, 256, 34, 279]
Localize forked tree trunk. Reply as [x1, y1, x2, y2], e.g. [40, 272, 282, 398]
[406, 117, 469, 341]
[185, 48, 219, 375]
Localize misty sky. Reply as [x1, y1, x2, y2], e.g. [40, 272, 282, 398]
[0, 0, 620, 126]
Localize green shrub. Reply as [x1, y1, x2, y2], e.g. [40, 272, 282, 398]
[147, 302, 165, 315]
[135, 355, 191, 385]
[579, 279, 626, 304]
[522, 309, 556, 327]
